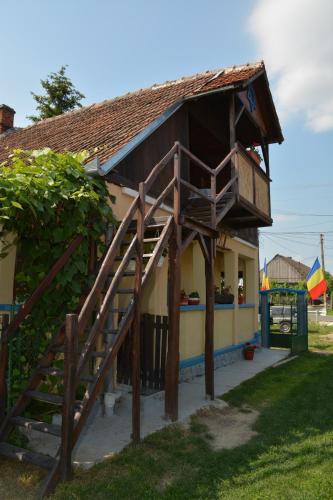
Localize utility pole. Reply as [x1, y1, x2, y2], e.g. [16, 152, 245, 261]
[320, 233, 327, 312]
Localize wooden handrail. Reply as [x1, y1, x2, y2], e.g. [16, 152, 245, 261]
[2, 234, 84, 343]
[144, 143, 178, 194]
[214, 147, 237, 176]
[78, 196, 139, 333]
[178, 144, 214, 175]
[180, 179, 214, 204]
[216, 176, 238, 203]
[145, 177, 176, 225]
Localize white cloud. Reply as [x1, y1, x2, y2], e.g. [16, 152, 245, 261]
[248, 0, 333, 132]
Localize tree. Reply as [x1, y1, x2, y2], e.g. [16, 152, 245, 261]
[27, 65, 85, 122]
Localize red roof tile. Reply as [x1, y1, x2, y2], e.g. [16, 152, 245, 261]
[0, 62, 265, 165]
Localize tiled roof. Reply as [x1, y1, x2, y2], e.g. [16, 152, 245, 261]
[0, 62, 265, 165]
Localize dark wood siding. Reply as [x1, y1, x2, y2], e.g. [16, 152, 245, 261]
[110, 105, 189, 198]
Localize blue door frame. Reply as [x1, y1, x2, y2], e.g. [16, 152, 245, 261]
[260, 288, 308, 354]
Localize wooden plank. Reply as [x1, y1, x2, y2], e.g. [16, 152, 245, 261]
[132, 182, 144, 442]
[0, 314, 9, 423]
[24, 391, 63, 405]
[0, 442, 56, 470]
[205, 239, 215, 400]
[10, 416, 61, 437]
[60, 314, 78, 480]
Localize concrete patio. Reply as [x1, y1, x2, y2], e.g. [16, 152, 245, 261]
[26, 347, 289, 467]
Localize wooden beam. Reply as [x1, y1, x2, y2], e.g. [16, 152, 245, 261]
[132, 182, 144, 442]
[60, 314, 78, 481]
[205, 239, 215, 400]
[181, 230, 197, 255]
[198, 233, 209, 263]
[165, 221, 181, 421]
[235, 104, 245, 126]
[165, 151, 181, 421]
[180, 216, 219, 239]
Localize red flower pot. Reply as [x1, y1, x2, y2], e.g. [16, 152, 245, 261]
[244, 350, 254, 360]
[188, 298, 200, 305]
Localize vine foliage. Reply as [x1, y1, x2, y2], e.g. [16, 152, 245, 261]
[0, 149, 114, 402]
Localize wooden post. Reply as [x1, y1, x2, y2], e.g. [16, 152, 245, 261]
[165, 147, 181, 421]
[132, 182, 144, 442]
[0, 314, 9, 423]
[229, 93, 238, 200]
[210, 174, 216, 229]
[205, 239, 215, 400]
[60, 314, 78, 481]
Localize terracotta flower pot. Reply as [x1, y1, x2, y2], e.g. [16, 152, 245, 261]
[244, 350, 255, 360]
[188, 298, 200, 305]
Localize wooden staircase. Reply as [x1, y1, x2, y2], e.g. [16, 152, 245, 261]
[0, 141, 239, 496]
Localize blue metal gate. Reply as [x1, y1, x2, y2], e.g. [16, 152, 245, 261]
[260, 288, 308, 354]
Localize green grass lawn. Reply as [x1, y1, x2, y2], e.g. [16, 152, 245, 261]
[2, 339, 333, 499]
[308, 321, 333, 353]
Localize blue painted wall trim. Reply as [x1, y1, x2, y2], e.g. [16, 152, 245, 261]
[0, 304, 21, 312]
[179, 303, 255, 312]
[179, 332, 260, 370]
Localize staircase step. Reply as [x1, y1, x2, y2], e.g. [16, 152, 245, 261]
[80, 374, 95, 383]
[50, 345, 65, 353]
[25, 390, 63, 405]
[38, 367, 64, 377]
[103, 328, 118, 335]
[143, 253, 154, 258]
[116, 288, 134, 294]
[143, 237, 160, 243]
[0, 442, 56, 470]
[90, 351, 106, 358]
[110, 308, 128, 314]
[10, 416, 62, 437]
[109, 271, 136, 277]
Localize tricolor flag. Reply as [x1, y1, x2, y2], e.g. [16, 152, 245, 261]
[261, 258, 270, 290]
[306, 258, 327, 300]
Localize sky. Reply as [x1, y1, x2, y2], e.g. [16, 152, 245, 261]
[1, 0, 333, 273]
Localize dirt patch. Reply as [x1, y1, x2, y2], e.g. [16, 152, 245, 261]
[194, 404, 259, 450]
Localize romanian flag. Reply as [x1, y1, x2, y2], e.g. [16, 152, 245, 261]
[306, 258, 327, 300]
[261, 258, 270, 290]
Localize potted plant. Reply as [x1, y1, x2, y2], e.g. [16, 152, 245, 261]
[180, 289, 189, 306]
[247, 145, 262, 165]
[215, 286, 234, 304]
[188, 291, 200, 305]
[243, 342, 256, 360]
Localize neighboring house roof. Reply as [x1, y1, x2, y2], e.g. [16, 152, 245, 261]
[0, 61, 283, 172]
[262, 254, 311, 282]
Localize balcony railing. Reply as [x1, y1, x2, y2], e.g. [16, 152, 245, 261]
[234, 144, 271, 220]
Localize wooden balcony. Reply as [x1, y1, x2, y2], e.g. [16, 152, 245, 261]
[229, 144, 272, 228]
[181, 142, 272, 233]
